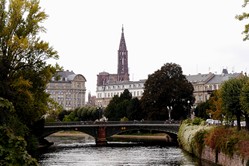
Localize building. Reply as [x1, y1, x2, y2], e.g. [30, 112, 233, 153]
[186, 69, 242, 104]
[96, 26, 145, 107]
[46, 70, 87, 110]
[96, 79, 146, 107]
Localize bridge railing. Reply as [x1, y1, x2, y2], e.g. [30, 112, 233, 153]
[45, 120, 180, 126]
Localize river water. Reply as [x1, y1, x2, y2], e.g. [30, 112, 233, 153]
[38, 135, 211, 166]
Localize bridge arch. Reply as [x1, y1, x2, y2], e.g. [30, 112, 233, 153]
[41, 126, 99, 139]
[105, 125, 179, 143]
[42, 121, 180, 145]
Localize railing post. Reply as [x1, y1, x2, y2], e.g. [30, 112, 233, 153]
[96, 126, 107, 146]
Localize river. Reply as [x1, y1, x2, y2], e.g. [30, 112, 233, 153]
[38, 134, 213, 166]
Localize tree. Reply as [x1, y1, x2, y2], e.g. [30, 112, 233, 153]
[0, 126, 38, 166]
[240, 78, 249, 130]
[0, 0, 59, 127]
[220, 77, 245, 131]
[0, 0, 59, 160]
[195, 101, 210, 119]
[140, 63, 195, 120]
[206, 90, 224, 121]
[104, 89, 133, 121]
[236, 0, 249, 41]
[126, 97, 143, 120]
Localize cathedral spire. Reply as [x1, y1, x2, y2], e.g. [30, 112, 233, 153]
[117, 25, 129, 81]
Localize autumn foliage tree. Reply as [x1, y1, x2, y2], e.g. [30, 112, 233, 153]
[140, 63, 195, 120]
[206, 90, 224, 121]
[0, 0, 59, 162]
[0, 0, 59, 126]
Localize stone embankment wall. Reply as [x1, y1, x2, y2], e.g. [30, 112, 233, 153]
[201, 145, 248, 166]
[178, 122, 249, 166]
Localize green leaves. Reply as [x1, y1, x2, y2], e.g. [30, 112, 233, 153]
[0, 126, 38, 166]
[140, 63, 195, 120]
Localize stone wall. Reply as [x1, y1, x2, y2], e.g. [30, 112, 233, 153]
[201, 146, 248, 166]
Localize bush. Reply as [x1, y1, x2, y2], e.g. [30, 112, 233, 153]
[0, 126, 38, 166]
[192, 129, 207, 155]
[192, 117, 204, 125]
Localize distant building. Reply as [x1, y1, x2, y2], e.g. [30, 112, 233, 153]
[96, 26, 144, 107]
[46, 70, 87, 110]
[186, 69, 243, 104]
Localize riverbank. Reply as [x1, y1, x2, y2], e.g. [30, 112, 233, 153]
[178, 119, 249, 166]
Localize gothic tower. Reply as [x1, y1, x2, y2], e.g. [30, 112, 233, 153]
[117, 26, 129, 81]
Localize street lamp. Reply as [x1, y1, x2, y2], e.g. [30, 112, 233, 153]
[187, 100, 190, 118]
[167, 106, 172, 121]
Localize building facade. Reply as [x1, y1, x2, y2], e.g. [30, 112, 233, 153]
[186, 69, 242, 105]
[46, 70, 87, 110]
[96, 79, 146, 107]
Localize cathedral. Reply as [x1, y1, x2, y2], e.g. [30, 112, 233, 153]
[97, 26, 130, 86]
[95, 26, 146, 107]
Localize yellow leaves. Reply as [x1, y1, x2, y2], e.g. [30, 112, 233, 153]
[207, 90, 223, 120]
[11, 76, 33, 101]
[8, 35, 29, 52]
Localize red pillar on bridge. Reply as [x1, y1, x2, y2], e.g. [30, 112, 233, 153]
[96, 126, 107, 146]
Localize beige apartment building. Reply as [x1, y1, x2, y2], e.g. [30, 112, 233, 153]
[46, 70, 87, 110]
[186, 69, 242, 105]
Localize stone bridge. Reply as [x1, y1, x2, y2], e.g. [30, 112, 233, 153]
[41, 121, 180, 145]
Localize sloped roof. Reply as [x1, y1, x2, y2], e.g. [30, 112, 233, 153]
[186, 73, 214, 84]
[207, 73, 241, 84]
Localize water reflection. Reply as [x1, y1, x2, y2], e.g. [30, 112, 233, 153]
[38, 135, 205, 166]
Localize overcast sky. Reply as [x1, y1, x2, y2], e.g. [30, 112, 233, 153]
[39, 0, 249, 96]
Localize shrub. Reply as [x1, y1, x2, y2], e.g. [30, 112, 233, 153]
[192, 129, 207, 155]
[192, 117, 204, 125]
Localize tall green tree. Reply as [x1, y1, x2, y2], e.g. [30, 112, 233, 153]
[220, 77, 245, 131]
[240, 78, 249, 130]
[0, 0, 59, 127]
[140, 63, 195, 120]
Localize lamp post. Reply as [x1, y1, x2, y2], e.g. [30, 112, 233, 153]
[187, 100, 190, 118]
[167, 106, 172, 121]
